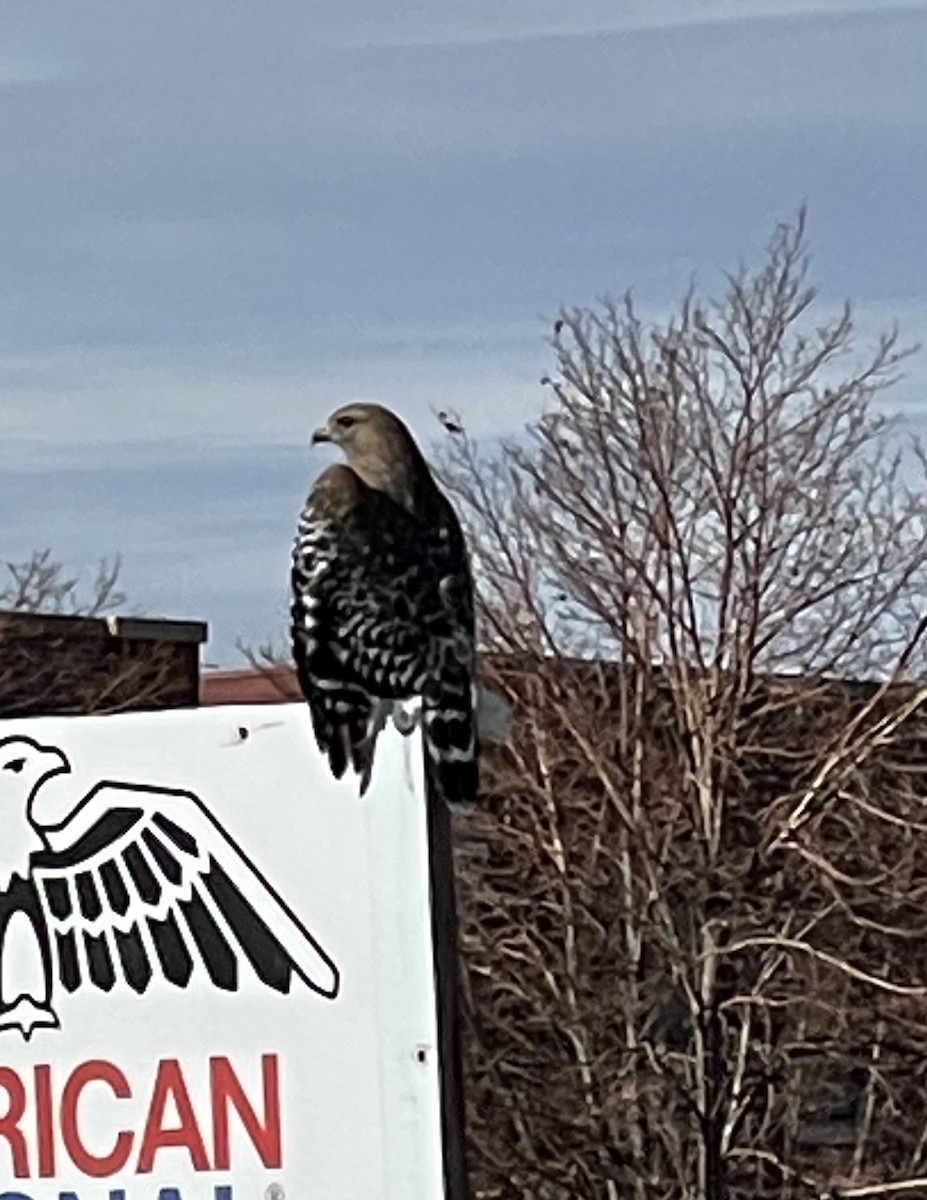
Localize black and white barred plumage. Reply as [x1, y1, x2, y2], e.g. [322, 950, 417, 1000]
[291, 403, 477, 807]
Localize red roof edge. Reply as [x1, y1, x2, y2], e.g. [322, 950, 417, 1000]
[200, 666, 300, 706]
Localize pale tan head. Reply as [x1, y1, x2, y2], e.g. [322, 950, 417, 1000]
[311, 403, 431, 511]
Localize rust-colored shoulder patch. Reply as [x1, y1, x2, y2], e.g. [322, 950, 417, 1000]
[310, 463, 366, 516]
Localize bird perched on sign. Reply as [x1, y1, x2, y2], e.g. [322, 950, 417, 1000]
[291, 402, 477, 808]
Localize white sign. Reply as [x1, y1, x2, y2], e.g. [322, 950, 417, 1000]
[0, 704, 445, 1200]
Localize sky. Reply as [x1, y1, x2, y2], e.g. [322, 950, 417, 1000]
[1, 0, 925, 664]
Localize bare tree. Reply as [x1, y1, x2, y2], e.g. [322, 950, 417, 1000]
[0, 550, 186, 716]
[234, 623, 299, 681]
[441, 210, 927, 1199]
[0, 548, 125, 616]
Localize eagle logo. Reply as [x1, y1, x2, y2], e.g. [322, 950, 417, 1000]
[0, 734, 340, 1040]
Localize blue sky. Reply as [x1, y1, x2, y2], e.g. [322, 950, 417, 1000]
[1, 0, 925, 663]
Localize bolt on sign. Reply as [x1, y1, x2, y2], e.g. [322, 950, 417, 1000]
[0, 705, 444, 1200]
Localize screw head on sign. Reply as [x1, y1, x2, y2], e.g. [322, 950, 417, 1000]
[265, 1185, 285, 1200]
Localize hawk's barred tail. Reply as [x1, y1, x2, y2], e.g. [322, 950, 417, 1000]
[422, 677, 478, 808]
[301, 677, 376, 786]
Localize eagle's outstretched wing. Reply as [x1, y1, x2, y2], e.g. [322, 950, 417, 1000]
[31, 782, 339, 1000]
[292, 463, 476, 806]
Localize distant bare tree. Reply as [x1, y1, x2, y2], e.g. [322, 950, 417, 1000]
[441, 210, 927, 1199]
[0, 548, 125, 616]
[0, 549, 184, 716]
[234, 628, 303, 700]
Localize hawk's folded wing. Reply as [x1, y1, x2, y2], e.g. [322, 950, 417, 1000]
[292, 464, 476, 804]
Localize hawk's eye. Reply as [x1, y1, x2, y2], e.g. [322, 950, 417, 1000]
[3, 758, 26, 773]
[336, 414, 356, 429]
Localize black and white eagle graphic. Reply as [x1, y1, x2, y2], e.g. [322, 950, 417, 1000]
[0, 734, 340, 1040]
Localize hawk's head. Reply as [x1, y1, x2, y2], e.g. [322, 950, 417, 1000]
[311, 403, 429, 513]
[312, 402, 412, 455]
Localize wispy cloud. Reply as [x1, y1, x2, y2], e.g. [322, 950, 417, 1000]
[323, 1, 923, 49]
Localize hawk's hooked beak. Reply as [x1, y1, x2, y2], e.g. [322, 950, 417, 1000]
[311, 424, 332, 445]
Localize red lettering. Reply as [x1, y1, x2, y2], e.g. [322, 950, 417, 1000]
[0, 1066, 28, 1178]
[137, 1058, 209, 1173]
[61, 1060, 133, 1177]
[34, 1063, 54, 1177]
[211, 1054, 281, 1170]
[0, 1053, 282, 1180]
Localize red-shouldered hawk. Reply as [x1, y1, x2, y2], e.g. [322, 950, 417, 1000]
[291, 403, 477, 807]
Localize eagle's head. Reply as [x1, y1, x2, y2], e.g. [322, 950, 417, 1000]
[0, 737, 71, 805]
[0, 737, 71, 890]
